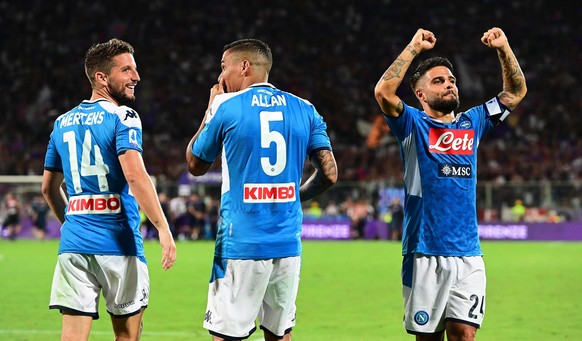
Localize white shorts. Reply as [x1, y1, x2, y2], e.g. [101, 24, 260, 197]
[401, 253, 486, 334]
[203, 256, 301, 340]
[49, 253, 150, 319]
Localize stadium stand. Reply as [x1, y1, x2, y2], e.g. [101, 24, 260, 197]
[0, 1, 580, 185]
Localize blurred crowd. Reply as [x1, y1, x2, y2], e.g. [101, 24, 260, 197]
[1, 1, 581, 185]
[2, 189, 407, 241]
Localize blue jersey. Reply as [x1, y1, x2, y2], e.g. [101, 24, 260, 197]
[192, 83, 332, 259]
[385, 97, 507, 256]
[44, 99, 145, 259]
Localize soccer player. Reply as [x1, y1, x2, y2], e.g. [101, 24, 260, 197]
[186, 39, 338, 341]
[42, 38, 177, 341]
[374, 27, 526, 340]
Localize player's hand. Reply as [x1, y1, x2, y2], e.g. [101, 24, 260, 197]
[481, 27, 508, 49]
[158, 229, 176, 271]
[410, 28, 436, 53]
[207, 78, 226, 109]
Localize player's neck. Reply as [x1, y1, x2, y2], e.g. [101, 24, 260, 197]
[425, 107, 455, 123]
[90, 89, 119, 106]
[241, 75, 269, 90]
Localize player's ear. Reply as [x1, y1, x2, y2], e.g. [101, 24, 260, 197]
[95, 72, 107, 85]
[240, 60, 251, 75]
[415, 88, 425, 101]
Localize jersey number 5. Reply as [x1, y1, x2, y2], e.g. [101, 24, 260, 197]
[63, 130, 110, 194]
[260, 111, 287, 176]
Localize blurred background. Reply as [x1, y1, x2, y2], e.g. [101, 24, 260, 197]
[1, 0, 581, 241]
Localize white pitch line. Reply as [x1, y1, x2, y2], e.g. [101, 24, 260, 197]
[0, 329, 200, 336]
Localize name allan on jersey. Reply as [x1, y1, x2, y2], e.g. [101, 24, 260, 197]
[251, 93, 287, 107]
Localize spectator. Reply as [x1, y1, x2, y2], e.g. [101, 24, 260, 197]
[305, 201, 323, 219]
[1, 1, 580, 186]
[30, 194, 50, 241]
[2, 193, 21, 240]
[511, 199, 526, 222]
[388, 197, 404, 241]
[323, 199, 341, 218]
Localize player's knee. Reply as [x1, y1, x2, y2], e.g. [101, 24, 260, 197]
[445, 323, 476, 341]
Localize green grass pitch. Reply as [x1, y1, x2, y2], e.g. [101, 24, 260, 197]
[0, 239, 581, 340]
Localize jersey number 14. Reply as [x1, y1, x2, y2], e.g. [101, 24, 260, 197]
[63, 130, 110, 194]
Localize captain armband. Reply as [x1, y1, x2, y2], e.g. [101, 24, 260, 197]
[485, 97, 511, 125]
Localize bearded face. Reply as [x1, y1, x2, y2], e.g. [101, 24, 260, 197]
[105, 53, 139, 105]
[417, 66, 460, 114]
[427, 94, 460, 113]
[108, 79, 136, 105]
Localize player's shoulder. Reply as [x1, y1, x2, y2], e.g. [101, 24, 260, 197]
[458, 100, 489, 121]
[213, 90, 247, 110]
[92, 99, 142, 128]
[266, 85, 314, 108]
[207, 90, 250, 124]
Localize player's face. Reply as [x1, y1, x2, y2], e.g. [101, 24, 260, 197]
[419, 66, 459, 113]
[218, 50, 244, 93]
[106, 53, 140, 105]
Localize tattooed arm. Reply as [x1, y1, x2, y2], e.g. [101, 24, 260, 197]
[481, 27, 527, 110]
[374, 29, 436, 118]
[300, 149, 338, 202]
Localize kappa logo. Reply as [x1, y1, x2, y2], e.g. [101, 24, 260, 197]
[414, 311, 429, 325]
[429, 128, 474, 155]
[139, 289, 148, 303]
[204, 310, 212, 324]
[124, 109, 138, 121]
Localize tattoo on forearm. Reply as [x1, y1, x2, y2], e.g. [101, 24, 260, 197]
[499, 50, 525, 105]
[381, 57, 408, 81]
[396, 100, 404, 114]
[319, 150, 337, 180]
[300, 150, 337, 201]
[405, 45, 418, 56]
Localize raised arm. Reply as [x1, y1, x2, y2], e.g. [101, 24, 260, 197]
[185, 110, 213, 176]
[299, 149, 338, 202]
[481, 27, 527, 110]
[186, 81, 225, 175]
[374, 29, 436, 118]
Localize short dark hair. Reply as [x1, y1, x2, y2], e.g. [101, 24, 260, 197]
[409, 57, 454, 91]
[224, 39, 272, 72]
[85, 38, 135, 88]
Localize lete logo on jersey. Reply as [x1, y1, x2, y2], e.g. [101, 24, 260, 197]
[428, 128, 474, 155]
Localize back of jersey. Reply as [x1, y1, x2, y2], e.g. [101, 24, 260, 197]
[193, 83, 332, 259]
[44, 99, 144, 257]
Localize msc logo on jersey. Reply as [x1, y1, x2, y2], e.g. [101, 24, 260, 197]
[67, 194, 122, 214]
[244, 182, 296, 203]
[429, 128, 474, 155]
[439, 163, 472, 178]
[414, 311, 430, 325]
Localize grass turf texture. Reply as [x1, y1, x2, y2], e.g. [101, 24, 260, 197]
[0, 240, 580, 340]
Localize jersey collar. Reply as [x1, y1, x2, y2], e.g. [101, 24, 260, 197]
[248, 82, 275, 89]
